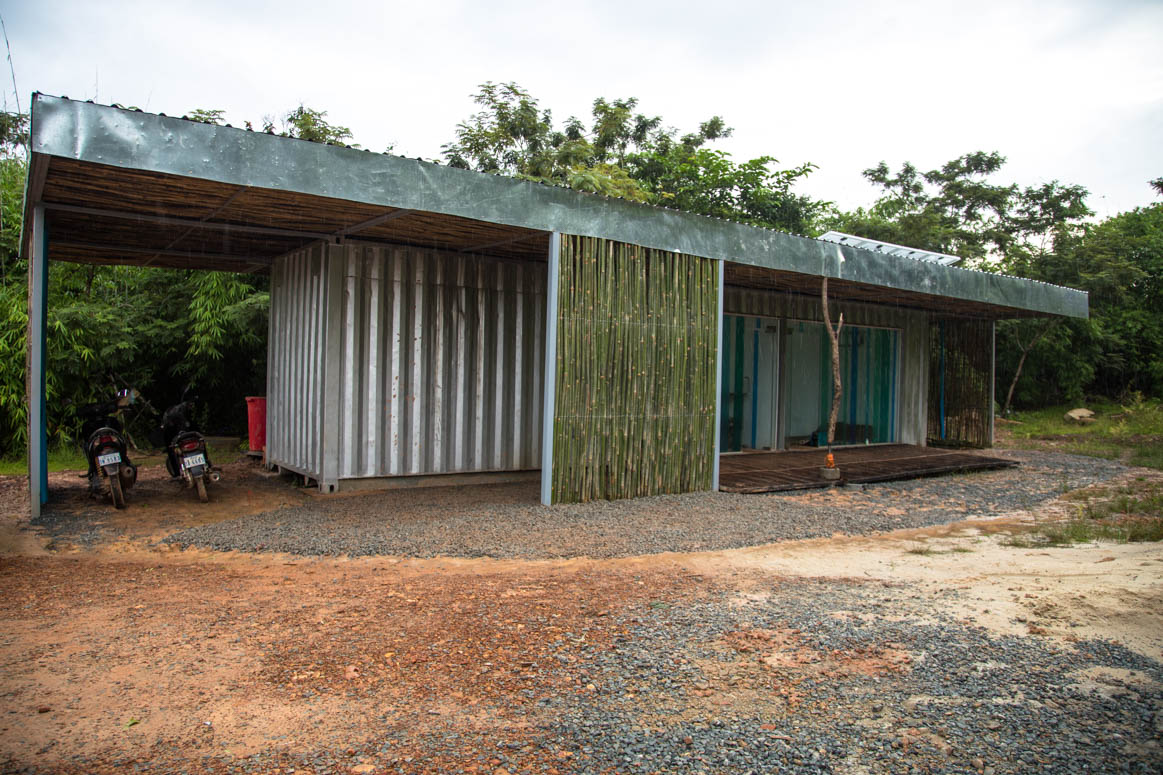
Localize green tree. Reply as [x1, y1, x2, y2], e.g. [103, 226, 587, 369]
[0, 105, 276, 458]
[828, 152, 1090, 266]
[825, 152, 1113, 410]
[280, 105, 355, 146]
[1078, 204, 1163, 397]
[0, 111, 28, 450]
[442, 81, 826, 231]
[442, 82, 649, 200]
[185, 108, 226, 125]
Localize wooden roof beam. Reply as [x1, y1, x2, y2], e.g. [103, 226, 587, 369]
[51, 240, 273, 269]
[334, 208, 415, 239]
[43, 202, 333, 241]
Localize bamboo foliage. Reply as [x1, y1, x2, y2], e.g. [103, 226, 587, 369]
[552, 234, 719, 503]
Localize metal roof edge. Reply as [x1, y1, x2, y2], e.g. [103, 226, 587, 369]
[27, 94, 1088, 319]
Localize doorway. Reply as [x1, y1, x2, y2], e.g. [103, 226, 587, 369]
[781, 320, 900, 447]
[720, 315, 780, 452]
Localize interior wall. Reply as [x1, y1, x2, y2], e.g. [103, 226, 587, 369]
[781, 322, 900, 446]
[332, 242, 545, 478]
[720, 315, 779, 452]
[783, 320, 826, 440]
[267, 243, 330, 480]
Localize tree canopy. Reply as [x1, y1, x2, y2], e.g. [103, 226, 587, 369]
[826, 152, 1161, 408]
[442, 82, 827, 235]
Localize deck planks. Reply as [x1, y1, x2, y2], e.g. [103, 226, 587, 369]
[718, 444, 1016, 493]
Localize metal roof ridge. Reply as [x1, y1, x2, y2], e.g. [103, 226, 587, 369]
[811, 230, 1082, 293]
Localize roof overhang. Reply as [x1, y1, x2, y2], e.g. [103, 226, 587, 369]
[22, 94, 1087, 319]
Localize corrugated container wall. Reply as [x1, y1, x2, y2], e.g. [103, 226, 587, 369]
[725, 288, 930, 446]
[267, 241, 546, 490]
[267, 242, 329, 479]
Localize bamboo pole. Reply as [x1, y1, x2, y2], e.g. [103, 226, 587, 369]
[551, 235, 717, 502]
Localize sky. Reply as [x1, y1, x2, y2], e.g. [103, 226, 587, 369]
[2, 0, 1161, 219]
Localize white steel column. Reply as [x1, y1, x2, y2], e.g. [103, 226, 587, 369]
[28, 205, 47, 517]
[539, 232, 561, 506]
[712, 259, 724, 492]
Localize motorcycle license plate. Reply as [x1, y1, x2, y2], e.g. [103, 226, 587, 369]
[97, 452, 121, 466]
[182, 453, 206, 470]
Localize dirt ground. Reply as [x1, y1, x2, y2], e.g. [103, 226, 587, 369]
[0, 458, 1160, 773]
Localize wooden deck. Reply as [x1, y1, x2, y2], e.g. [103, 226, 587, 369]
[718, 444, 1016, 493]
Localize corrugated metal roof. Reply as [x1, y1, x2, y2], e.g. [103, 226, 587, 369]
[21, 94, 1088, 319]
[817, 231, 963, 266]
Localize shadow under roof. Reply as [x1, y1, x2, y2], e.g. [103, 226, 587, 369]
[22, 94, 1087, 319]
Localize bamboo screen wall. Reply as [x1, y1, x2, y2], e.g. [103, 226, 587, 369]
[928, 318, 993, 448]
[551, 235, 719, 503]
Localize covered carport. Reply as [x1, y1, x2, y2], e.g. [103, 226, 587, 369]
[21, 94, 1089, 516]
[21, 94, 557, 515]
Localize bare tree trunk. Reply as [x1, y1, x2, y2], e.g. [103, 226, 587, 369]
[1002, 320, 1056, 416]
[821, 277, 844, 446]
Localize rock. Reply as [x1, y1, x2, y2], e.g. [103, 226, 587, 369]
[1064, 408, 1096, 423]
[350, 765, 375, 774]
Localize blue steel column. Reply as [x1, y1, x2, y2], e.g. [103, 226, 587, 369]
[712, 260, 724, 491]
[28, 205, 47, 517]
[539, 232, 561, 506]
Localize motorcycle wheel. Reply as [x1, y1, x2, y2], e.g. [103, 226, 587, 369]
[195, 476, 208, 503]
[110, 474, 126, 509]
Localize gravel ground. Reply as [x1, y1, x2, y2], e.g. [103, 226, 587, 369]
[26, 574, 1156, 775]
[533, 577, 1163, 775]
[158, 451, 1128, 559]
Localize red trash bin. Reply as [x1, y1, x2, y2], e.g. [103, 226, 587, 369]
[245, 396, 267, 453]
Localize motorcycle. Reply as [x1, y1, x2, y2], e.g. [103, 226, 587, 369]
[78, 391, 138, 509]
[161, 394, 219, 503]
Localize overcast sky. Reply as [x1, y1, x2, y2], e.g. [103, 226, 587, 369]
[3, 0, 1160, 219]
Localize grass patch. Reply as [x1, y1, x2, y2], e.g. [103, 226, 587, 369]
[1000, 397, 1163, 471]
[1004, 479, 1163, 547]
[0, 439, 246, 476]
[1037, 518, 1163, 545]
[0, 447, 89, 475]
[904, 543, 974, 556]
[1130, 444, 1163, 470]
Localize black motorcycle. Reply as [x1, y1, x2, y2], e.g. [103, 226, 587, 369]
[79, 392, 138, 509]
[161, 396, 219, 502]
